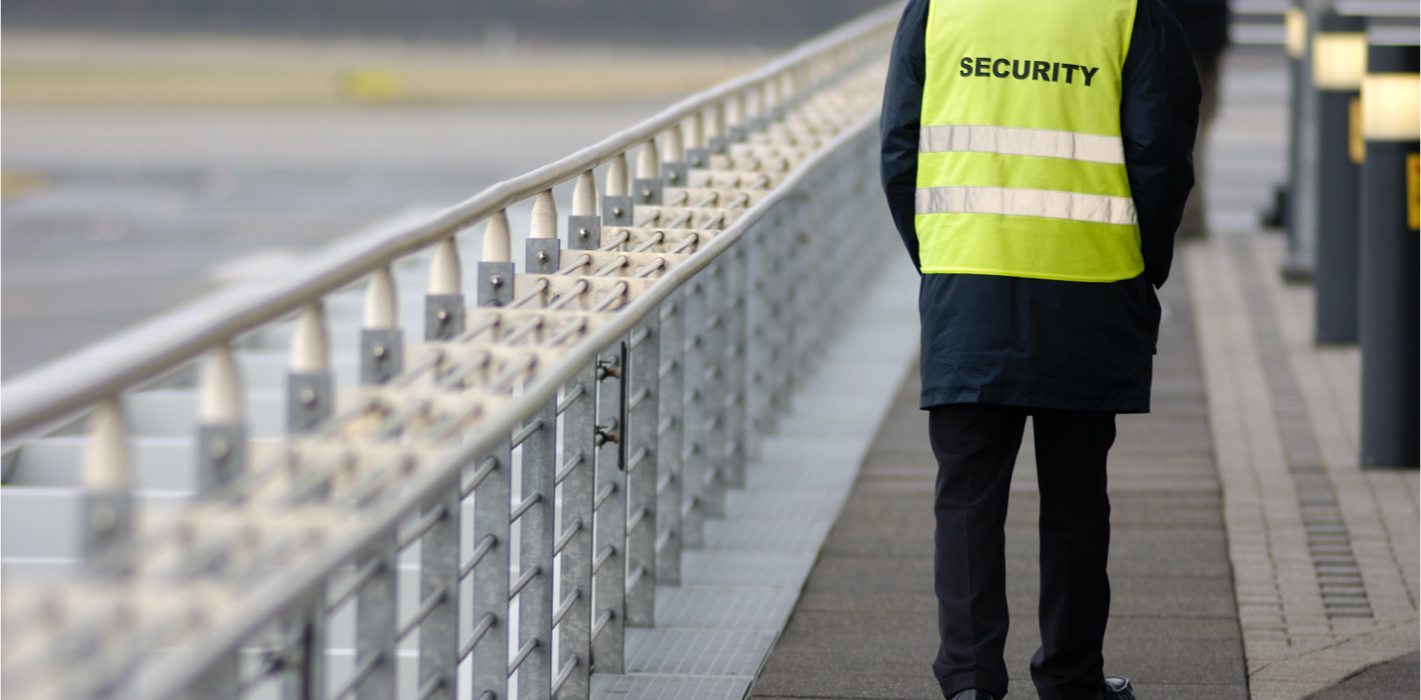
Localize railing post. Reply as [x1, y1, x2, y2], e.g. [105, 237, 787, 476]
[81, 398, 131, 570]
[427, 237, 466, 339]
[685, 112, 710, 170]
[728, 92, 749, 143]
[633, 140, 662, 207]
[288, 303, 332, 434]
[518, 399, 556, 700]
[591, 344, 626, 673]
[698, 263, 728, 517]
[479, 211, 515, 307]
[625, 312, 660, 627]
[362, 266, 403, 385]
[418, 476, 460, 700]
[472, 438, 513, 700]
[722, 245, 749, 488]
[197, 344, 245, 494]
[656, 294, 685, 586]
[568, 171, 601, 251]
[680, 281, 708, 549]
[526, 191, 561, 274]
[191, 346, 244, 700]
[555, 362, 596, 700]
[281, 593, 326, 700]
[354, 532, 398, 700]
[708, 102, 729, 155]
[662, 124, 687, 190]
[603, 154, 634, 228]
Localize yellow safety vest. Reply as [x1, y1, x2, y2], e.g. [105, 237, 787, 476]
[916, 0, 1144, 282]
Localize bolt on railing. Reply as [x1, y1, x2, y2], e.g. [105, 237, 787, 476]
[0, 6, 900, 700]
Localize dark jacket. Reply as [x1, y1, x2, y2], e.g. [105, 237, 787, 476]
[881, 0, 1200, 413]
[1161, 0, 1231, 60]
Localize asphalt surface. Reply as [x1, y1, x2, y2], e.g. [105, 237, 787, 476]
[749, 262, 1251, 700]
[1, 101, 670, 378]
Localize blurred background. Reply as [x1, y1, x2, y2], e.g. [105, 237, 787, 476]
[1, 0, 885, 378]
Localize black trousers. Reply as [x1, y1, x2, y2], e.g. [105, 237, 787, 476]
[929, 404, 1116, 700]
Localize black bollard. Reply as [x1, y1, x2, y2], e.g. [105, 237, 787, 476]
[1358, 42, 1419, 468]
[1310, 12, 1368, 344]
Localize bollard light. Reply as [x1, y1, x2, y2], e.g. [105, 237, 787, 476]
[1358, 42, 1419, 468]
[1309, 12, 1369, 344]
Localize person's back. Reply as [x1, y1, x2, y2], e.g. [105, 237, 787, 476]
[880, 1, 1200, 699]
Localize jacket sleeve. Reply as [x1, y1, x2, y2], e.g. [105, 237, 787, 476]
[879, 0, 930, 272]
[1122, 0, 1201, 288]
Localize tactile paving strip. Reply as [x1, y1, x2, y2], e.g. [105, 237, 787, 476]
[1233, 239, 1372, 620]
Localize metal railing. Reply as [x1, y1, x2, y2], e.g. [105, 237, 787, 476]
[0, 6, 900, 700]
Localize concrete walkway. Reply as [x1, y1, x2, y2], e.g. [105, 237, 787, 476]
[748, 260, 1248, 700]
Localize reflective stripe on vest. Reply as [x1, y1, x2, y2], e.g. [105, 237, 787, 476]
[916, 0, 1143, 282]
[916, 186, 1138, 226]
[919, 125, 1125, 165]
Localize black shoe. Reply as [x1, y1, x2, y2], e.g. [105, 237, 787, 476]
[1102, 676, 1135, 700]
[948, 691, 993, 700]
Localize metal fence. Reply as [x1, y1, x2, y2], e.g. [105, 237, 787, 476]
[0, 6, 899, 700]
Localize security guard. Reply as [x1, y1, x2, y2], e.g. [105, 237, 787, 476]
[880, 1, 1199, 700]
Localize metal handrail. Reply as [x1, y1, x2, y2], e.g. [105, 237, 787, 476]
[0, 2, 904, 440]
[133, 108, 883, 700]
[1, 7, 901, 700]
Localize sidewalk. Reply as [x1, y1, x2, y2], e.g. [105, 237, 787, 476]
[749, 260, 1248, 700]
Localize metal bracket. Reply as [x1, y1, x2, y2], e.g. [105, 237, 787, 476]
[361, 328, 404, 385]
[477, 261, 515, 308]
[661, 162, 688, 189]
[706, 137, 730, 155]
[426, 294, 467, 339]
[81, 491, 132, 564]
[685, 148, 712, 170]
[198, 422, 246, 494]
[526, 239, 561, 274]
[602, 196, 634, 227]
[633, 178, 663, 207]
[594, 418, 620, 448]
[568, 215, 602, 251]
[748, 117, 769, 133]
[287, 371, 333, 434]
[728, 125, 749, 143]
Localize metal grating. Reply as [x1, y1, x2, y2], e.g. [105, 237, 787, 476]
[653, 587, 801, 631]
[590, 675, 751, 700]
[622, 628, 777, 677]
[679, 551, 817, 589]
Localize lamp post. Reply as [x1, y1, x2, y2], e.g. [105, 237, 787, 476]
[1358, 41, 1419, 468]
[1311, 12, 1368, 344]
